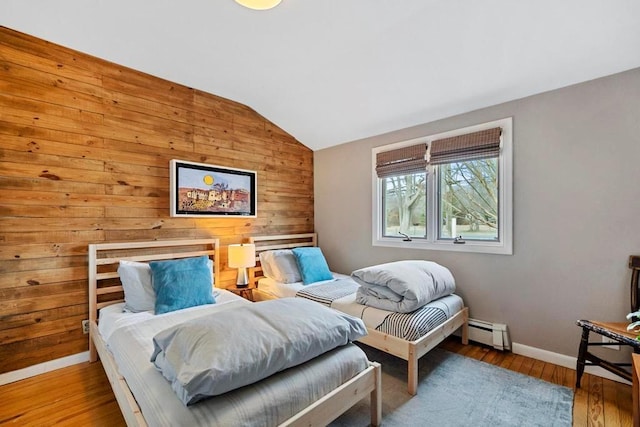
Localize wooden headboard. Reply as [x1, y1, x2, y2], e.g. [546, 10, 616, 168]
[87, 239, 220, 360]
[248, 233, 317, 286]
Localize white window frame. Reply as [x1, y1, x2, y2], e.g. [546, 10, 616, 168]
[372, 117, 513, 255]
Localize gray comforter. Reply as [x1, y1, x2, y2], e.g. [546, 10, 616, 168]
[352, 260, 456, 313]
[151, 298, 367, 405]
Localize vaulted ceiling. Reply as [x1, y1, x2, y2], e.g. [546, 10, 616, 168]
[2, 1, 640, 150]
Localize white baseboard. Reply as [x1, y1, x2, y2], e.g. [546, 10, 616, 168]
[512, 342, 632, 386]
[0, 351, 89, 386]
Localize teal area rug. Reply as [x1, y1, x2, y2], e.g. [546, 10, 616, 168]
[332, 346, 573, 427]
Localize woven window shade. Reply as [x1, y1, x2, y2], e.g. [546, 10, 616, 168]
[429, 127, 502, 165]
[376, 143, 427, 178]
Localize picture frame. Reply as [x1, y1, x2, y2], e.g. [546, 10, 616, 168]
[170, 159, 257, 217]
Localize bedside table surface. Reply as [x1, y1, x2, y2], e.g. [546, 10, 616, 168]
[226, 286, 255, 302]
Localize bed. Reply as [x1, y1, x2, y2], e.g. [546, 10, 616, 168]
[248, 233, 469, 396]
[88, 238, 381, 426]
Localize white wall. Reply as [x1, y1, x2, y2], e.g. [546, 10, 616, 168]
[314, 68, 640, 357]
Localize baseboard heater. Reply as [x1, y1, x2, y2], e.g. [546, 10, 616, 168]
[457, 318, 511, 351]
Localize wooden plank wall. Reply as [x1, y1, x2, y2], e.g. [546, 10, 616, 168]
[0, 27, 314, 374]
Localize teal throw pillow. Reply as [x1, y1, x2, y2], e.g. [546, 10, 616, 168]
[291, 247, 333, 285]
[150, 256, 215, 314]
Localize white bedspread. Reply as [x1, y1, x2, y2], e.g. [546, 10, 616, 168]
[100, 290, 369, 426]
[98, 289, 241, 341]
[258, 273, 348, 298]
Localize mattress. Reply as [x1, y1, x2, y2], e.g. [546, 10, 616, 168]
[258, 275, 465, 342]
[98, 289, 370, 427]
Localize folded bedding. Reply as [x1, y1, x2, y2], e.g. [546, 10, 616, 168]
[352, 260, 455, 313]
[151, 298, 367, 405]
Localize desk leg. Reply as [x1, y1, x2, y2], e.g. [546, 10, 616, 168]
[633, 354, 640, 427]
[576, 327, 590, 388]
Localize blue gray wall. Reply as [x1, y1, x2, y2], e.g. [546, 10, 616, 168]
[314, 68, 640, 358]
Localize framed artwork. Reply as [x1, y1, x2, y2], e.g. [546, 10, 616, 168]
[170, 159, 257, 217]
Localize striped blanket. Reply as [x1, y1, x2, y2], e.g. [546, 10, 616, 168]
[375, 306, 448, 341]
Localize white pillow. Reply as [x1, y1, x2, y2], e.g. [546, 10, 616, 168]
[259, 250, 302, 283]
[118, 260, 155, 313]
[118, 258, 215, 313]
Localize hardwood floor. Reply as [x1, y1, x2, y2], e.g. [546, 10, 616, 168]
[0, 360, 125, 426]
[0, 338, 632, 426]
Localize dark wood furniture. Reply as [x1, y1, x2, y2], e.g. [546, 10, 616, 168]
[575, 255, 640, 387]
[575, 320, 640, 385]
[226, 285, 256, 302]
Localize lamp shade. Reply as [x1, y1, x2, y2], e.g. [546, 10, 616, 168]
[234, 0, 281, 10]
[228, 244, 256, 268]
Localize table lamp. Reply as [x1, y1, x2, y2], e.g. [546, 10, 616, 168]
[228, 243, 256, 288]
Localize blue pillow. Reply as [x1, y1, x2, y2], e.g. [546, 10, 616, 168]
[150, 256, 215, 314]
[291, 247, 333, 285]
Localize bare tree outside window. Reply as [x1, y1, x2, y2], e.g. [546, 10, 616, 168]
[438, 158, 498, 240]
[383, 172, 426, 237]
[382, 159, 498, 241]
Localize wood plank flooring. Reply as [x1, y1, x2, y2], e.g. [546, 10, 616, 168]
[0, 338, 632, 426]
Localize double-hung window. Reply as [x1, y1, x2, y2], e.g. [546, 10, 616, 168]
[372, 118, 512, 255]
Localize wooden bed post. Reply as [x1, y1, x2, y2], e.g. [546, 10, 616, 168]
[461, 309, 470, 345]
[407, 347, 419, 396]
[371, 361, 382, 426]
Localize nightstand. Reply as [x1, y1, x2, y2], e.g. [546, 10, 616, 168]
[226, 285, 255, 302]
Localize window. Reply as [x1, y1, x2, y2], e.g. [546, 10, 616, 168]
[372, 118, 512, 255]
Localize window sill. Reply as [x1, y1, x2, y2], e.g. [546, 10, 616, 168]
[373, 238, 513, 255]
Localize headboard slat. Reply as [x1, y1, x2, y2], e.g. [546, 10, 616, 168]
[256, 242, 315, 251]
[249, 233, 317, 243]
[97, 285, 124, 295]
[96, 250, 216, 266]
[97, 272, 120, 280]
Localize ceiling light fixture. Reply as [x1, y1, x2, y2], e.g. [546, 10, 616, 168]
[234, 0, 281, 10]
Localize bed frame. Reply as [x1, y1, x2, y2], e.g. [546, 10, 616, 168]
[88, 238, 381, 427]
[249, 233, 469, 396]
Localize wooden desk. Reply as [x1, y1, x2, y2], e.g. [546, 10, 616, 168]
[576, 320, 640, 387]
[634, 353, 640, 427]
